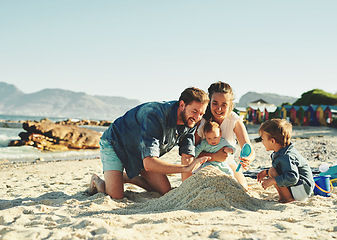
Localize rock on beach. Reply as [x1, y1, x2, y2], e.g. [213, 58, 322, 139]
[9, 121, 101, 151]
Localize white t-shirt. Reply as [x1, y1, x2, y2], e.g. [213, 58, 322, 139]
[197, 111, 242, 165]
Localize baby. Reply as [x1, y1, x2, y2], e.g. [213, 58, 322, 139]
[257, 119, 315, 203]
[194, 121, 235, 176]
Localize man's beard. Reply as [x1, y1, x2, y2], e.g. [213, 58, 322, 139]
[180, 109, 196, 128]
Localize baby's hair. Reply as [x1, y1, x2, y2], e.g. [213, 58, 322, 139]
[259, 119, 292, 147]
[203, 121, 221, 134]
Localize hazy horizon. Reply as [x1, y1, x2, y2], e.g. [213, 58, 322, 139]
[1, 80, 302, 104]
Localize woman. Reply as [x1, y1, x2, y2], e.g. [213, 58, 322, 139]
[182, 81, 255, 189]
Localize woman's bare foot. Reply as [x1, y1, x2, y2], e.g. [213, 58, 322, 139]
[88, 174, 105, 195]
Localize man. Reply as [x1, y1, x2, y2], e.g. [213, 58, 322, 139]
[89, 87, 210, 199]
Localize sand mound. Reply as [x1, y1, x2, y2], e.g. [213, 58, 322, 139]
[122, 166, 270, 213]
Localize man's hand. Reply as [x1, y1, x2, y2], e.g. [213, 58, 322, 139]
[185, 156, 211, 173]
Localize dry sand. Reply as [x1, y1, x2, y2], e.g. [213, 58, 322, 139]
[1, 126, 337, 240]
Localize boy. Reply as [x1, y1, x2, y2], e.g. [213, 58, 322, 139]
[194, 121, 235, 176]
[257, 119, 314, 203]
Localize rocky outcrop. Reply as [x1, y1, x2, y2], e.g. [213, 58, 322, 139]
[55, 118, 112, 126]
[1, 118, 113, 127]
[9, 121, 102, 151]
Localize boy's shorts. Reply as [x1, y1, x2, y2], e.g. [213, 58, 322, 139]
[99, 139, 124, 172]
[290, 184, 309, 201]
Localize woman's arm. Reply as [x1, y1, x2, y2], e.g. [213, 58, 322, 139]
[234, 120, 255, 169]
[197, 148, 228, 162]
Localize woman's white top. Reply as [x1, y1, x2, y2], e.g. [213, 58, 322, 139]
[197, 111, 242, 165]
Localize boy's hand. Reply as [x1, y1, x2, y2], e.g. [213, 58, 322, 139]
[261, 178, 277, 189]
[257, 170, 268, 182]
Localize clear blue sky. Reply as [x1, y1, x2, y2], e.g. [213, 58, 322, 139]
[1, 1, 336, 103]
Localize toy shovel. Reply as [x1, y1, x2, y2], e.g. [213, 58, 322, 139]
[235, 143, 252, 172]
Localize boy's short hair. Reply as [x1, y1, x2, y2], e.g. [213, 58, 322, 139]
[259, 119, 292, 147]
[179, 87, 209, 106]
[203, 121, 221, 134]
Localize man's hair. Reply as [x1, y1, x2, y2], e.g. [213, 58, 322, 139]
[259, 119, 292, 147]
[179, 87, 209, 105]
[203, 121, 221, 134]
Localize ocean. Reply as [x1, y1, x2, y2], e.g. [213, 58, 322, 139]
[0, 114, 105, 163]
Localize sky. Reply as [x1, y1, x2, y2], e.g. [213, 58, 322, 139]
[1, 1, 337, 103]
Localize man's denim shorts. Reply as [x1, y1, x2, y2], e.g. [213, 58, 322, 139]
[99, 139, 124, 172]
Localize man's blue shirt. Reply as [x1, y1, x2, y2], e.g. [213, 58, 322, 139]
[101, 101, 196, 179]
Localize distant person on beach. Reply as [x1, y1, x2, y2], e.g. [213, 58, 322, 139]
[193, 121, 235, 177]
[257, 119, 315, 203]
[89, 87, 210, 199]
[186, 82, 255, 189]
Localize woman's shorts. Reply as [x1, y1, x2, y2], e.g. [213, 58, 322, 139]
[99, 139, 124, 172]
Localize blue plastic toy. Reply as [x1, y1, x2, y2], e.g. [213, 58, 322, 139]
[236, 143, 252, 172]
[319, 165, 337, 187]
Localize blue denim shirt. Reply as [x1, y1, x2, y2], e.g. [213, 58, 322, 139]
[272, 143, 314, 195]
[101, 101, 196, 179]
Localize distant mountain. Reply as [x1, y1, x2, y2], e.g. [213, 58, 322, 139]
[236, 92, 298, 108]
[0, 82, 141, 120]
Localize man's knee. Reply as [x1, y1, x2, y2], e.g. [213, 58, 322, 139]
[141, 171, 171, 195]
[104, 170, 124, 199]
[106, 189, 124, 199]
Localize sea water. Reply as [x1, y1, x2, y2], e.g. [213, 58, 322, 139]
[0, 114, 102, 163]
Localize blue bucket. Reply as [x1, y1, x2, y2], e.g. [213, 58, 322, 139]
[313, 175, 332, 197]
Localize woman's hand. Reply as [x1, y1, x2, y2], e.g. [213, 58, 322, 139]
[198, 147, 228, 162]
[223, 146, 234, 154]
[238, 156, 251, 170]
[234, 120, 255, 167]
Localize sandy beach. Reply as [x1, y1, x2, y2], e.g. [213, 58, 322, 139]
[1, 126, 337, 240]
